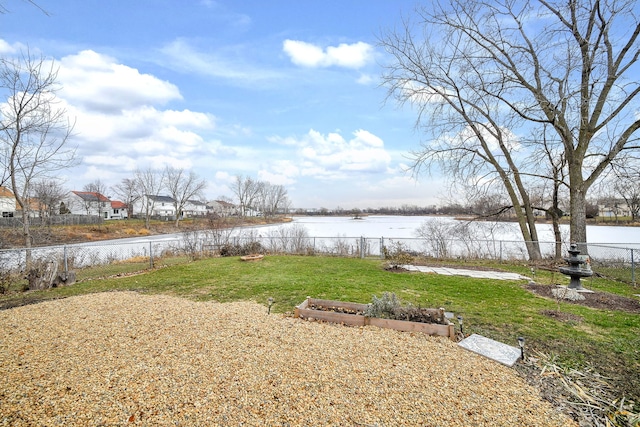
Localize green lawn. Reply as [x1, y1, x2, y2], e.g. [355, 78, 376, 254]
[2, 255, 639, 401]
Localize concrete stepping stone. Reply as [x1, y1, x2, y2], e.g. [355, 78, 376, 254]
[458, 334, 522, 367]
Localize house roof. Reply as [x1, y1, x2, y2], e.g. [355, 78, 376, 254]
[110, 200, 127, 209]
[211, 200, 236, 208]
[0, 186, 14, 198]
[72, 191, 110, 202]
[147, 195, 176, 203]
[187, 199, 206, 206]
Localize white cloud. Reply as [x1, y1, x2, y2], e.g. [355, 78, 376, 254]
[0, 39, 25, 55]
[48, 49, 233, 179]
[82, 155, 139, 173]
[258, 170, 297, 186]
[283, 40, 373, 69]
[159, 39, 282, 83]
[215, 171, 232, 182]
[58, 50, 182, 113]
[267, 135, 300, 146]
[256, 159, 300, 186]
[451, 124, 522, 154]
[356, 73, 375, 85]
[269, 129, 391, 181]
[282, 40, 325, 67]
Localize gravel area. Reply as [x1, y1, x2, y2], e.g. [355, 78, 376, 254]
[0, 292, 575, 426]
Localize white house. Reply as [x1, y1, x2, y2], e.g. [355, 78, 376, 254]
[183, 199, 207, 217]
[108, 200, 128, 220]
[133, 195, 209, 219]
[207, 200, 238, 217]
[0, 186, 16, 217]
[134, 195, 177, 219]
[599, 199, 632, 218]
[67, 191, 128, 220]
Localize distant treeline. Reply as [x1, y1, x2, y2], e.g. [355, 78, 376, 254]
[293, 204, 468, 216]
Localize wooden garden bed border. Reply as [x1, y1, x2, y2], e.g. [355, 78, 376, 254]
[295, 297, 456, 341]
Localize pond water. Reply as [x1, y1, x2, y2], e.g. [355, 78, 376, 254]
[256, 215, 640, 247]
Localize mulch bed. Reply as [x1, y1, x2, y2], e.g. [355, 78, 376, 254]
[0, 292, 574, 426]
[526, 283, 640, 313]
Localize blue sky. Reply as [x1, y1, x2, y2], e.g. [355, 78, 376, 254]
[0, 0, 445, 209]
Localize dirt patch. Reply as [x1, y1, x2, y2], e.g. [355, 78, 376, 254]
[526, 283, 640, 313]
[309, 303, 366, 315]
[539, 309, 583, 323]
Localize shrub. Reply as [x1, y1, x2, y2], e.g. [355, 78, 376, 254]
[364, 292, 447, 324]
[242, 241, 264, 255]
[219, 241, 265, 257]
[383, 241, 414, 269]
[364, 292, 402, 319]
[219, 244, 239, 257]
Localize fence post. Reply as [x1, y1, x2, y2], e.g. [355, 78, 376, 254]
[380, 237, 384, 260]
[499, 240, 503, 262]
[632, 248, 636, 287]
[63, 245, 68, 276]
[360, 236, 364, 259]
[149, 241, 154, 269]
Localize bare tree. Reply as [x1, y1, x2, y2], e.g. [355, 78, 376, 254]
[231, 175, 260, 217]
[0, 52, 75, 262]
[381, 0, 640, 257]
[134, 167, 164, 229]
[614, 178, 640, 223]
[416, 219, 454, 258]
[111, 177, 139, 219]
[83, 179, 108, 196]
[256, 182, 289, 217]
[527, 127, 569, 259]
[164, 166, 207, 227]
[30, 179, 66, 219]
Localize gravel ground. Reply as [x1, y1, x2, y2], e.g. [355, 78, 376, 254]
[0, 292, 575, 426]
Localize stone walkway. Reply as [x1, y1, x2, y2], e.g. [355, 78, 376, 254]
[401, 265, 530, 281]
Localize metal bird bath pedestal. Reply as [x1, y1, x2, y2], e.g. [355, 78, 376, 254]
[558, 243, 593, 290]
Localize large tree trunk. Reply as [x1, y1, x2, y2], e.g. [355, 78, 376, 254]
[21, 206, 33, 269]
[569, 177, 588, 253]
[521, 197, 542, 261]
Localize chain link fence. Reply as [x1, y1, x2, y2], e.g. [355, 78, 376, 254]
[0, 215, 104, 228]
[0, 230, 637, 292]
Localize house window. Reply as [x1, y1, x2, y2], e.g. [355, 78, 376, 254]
[113, 209, 119, 214]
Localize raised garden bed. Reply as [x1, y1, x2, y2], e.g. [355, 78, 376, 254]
[294, 297, 456, 340]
